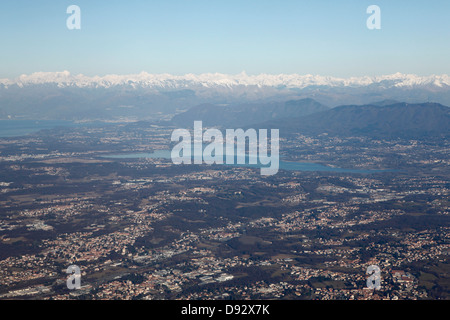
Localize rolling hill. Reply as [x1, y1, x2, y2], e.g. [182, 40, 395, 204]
[259, 102, 450, 138]
[171, 98, 329, 127]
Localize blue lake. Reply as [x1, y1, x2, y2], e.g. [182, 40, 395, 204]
[0, 120, 110, 138]
[103, 151, 385, 174]
[0, 121, 386, 174]
[0, 120, 78, 137]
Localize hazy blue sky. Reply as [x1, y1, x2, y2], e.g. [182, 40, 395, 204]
[1, 0, 449, 78]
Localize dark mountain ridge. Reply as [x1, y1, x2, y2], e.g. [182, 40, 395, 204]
[259, 102, 450, 138]
[171, 98, 329, 128]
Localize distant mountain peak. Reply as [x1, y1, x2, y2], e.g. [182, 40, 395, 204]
[370, 99, 401, 106]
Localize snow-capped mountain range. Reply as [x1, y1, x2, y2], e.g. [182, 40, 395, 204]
[1, 71, 450, 121]
[1, 71, 449, 90]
